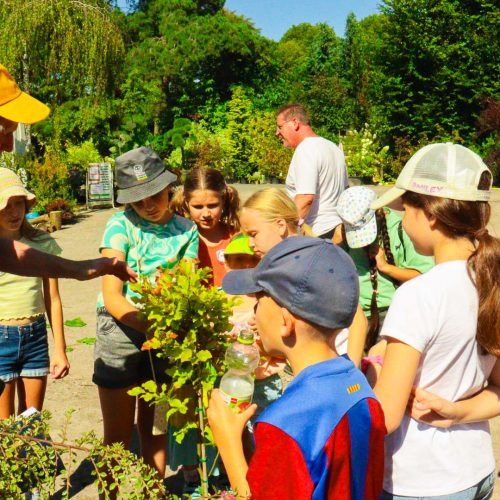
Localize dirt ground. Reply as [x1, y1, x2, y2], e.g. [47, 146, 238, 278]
[41, 184, 500, 498]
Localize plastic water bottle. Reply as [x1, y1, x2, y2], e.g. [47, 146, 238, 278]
[220, 329, 260, 413]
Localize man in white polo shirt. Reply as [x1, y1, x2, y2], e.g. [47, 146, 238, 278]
[276, 103, 348, 241]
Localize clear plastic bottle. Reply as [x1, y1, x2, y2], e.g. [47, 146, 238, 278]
[220, 329, 260, 413]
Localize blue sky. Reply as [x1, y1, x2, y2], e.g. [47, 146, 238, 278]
[224, 0, 382, 39]
[116, 1, 382, 39]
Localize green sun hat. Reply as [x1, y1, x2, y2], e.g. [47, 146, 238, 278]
[224, 234, 254, 256]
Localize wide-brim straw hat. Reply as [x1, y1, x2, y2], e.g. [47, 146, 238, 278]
[0, 167, 36, 211]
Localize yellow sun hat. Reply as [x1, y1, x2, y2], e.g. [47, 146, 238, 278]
[0, 64, 50, 124]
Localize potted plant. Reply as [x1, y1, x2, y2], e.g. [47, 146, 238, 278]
[129, 260, 237, 497]
[341, 126, 390, 184]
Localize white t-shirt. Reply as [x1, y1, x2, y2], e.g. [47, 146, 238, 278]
[381, 260, 496, 496]
[334, 328, 349, 356]
[286, 137, 348, 236]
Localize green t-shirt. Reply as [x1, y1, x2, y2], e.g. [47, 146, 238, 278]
[96, 209, 199, 308]
[348, 209, 434, 315]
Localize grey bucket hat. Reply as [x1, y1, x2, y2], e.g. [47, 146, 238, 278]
[115, 146, 177, 204]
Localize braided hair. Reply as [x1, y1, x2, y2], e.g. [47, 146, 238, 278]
[365, 209, 397, 350]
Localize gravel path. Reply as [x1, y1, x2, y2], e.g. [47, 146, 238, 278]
[41, 185, 500, 498]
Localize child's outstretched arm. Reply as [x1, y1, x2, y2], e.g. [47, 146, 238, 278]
[0, 238, 137, 281]
[43, 278, 70, 379]
[101, 248, 150, 333]
[207, 389, 256, 499]
[409, 358, 500, 427]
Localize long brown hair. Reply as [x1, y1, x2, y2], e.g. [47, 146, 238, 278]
[365, 209, 397, 350]
[402, 178, 500, 356]
[171, 167, 240, 232]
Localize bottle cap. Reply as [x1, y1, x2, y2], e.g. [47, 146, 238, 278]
[237, 330, 255, 345]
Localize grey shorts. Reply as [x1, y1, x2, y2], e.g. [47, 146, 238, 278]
[92, 308, 170, 389]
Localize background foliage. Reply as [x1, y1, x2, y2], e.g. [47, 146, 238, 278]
[0, 0, 498, 201]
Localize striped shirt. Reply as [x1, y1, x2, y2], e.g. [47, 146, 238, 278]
[0, 233, 61, 320]
[96, 209, 199, 308]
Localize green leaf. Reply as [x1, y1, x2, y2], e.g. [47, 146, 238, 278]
[76, 337, 96, 345]
[128, 387, 144, 397]
[64, 317, 87, 328]
[179, 349, 193, 362]
[196, 350, 212, 362]
[142, 380, 158, 393]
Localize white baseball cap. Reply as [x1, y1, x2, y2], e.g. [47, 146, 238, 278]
[337, 187, 378, 249]
[371, 143, 492, 210]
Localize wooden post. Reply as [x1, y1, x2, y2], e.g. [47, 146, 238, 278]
[49, 211, 62, 231]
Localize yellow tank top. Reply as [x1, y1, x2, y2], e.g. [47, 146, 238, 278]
[0, 233, 62, 321]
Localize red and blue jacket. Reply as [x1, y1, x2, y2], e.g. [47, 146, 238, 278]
[247, 356, 386, 499]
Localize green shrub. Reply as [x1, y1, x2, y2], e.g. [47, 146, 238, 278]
[341, 125, 391, 183]
[247, 110, 291, 182]
[21, 150, 74, 210]
[0, 410, 166, 499]
[130, 261, 237, 497]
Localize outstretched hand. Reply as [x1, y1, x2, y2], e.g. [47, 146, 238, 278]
[408, 387, 457, 428]
[79, 257, 137, 282]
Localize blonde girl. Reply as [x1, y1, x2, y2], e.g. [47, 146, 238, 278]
[172, 167, 240, 287]
[241, 187, 367, 366]
[368, 143, 499, 499]
[0, 168, 69, 419]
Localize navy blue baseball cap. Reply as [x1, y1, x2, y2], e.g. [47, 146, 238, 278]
[222, 236, 359, 330]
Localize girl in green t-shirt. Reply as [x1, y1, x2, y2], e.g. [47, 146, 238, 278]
[337, 186, 434, 350]
[93, 147, 198, 497]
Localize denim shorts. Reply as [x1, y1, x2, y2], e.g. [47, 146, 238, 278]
[0, 316, 49, 382]
[93, 308, 170, 389]
[380, 470, 495, 500]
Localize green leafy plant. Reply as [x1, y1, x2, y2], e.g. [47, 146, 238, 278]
[0, 410, 166, 499]
[129, 260, 237, 497]
[341, 125, 391, 183]
[21, 150, 74, 210]
[246, 171, 266, 184]
[164, 118, 193, 170]
[65, 140, 102, 171]
[246, 110, 292, 182]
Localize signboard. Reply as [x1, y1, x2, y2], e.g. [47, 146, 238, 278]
[86, 163, 114, 209]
